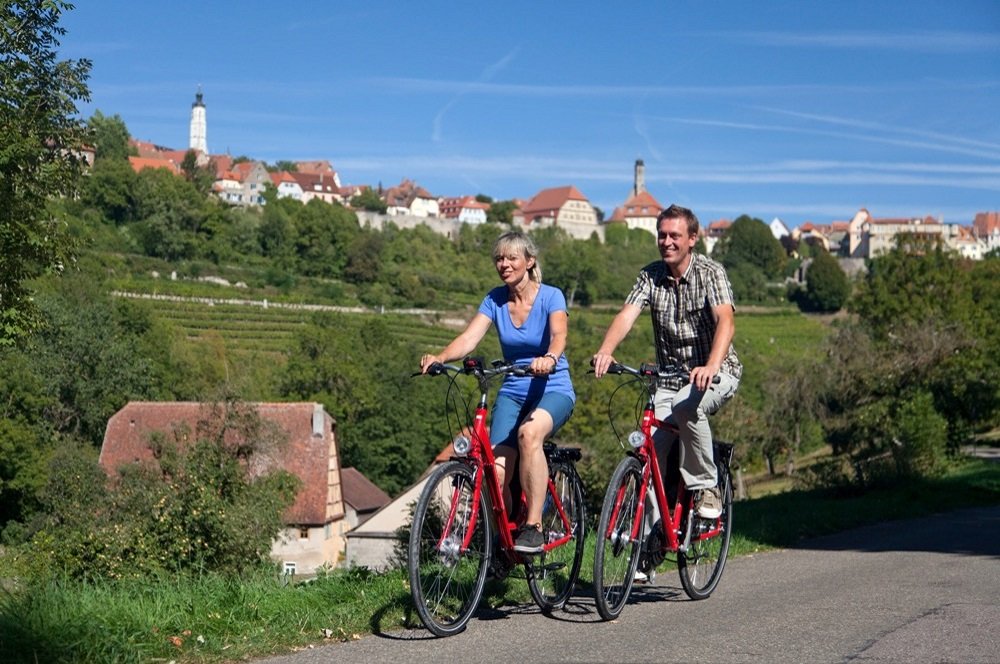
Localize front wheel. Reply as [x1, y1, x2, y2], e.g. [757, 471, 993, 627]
[593, 456, 645, 621]
[408, 460, 491, 636]
[678, 464, 733, 600]
[528, 460, 586, 612]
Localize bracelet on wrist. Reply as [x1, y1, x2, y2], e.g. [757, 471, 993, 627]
[544, 353, 558, 365]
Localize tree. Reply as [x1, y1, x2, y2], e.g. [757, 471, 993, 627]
[486, 200, 518, 226]
[86, 110, 130, 161]
[179, 149, 215, 195]
[712, 215, 787, 279]
[801, 249, 850, 312]
[350, 187, 387, 213]
[0, 0, 92, 345]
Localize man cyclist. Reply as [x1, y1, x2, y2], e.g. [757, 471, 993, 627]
[592, 204, 741, 519]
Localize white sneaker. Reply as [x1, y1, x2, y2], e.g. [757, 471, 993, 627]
[695, 487, 722, 519]
[633, 570, 648, 583]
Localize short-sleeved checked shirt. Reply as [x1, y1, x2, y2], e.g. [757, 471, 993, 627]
[625, 253, 743, 389]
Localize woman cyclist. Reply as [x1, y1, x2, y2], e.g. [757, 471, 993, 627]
[419, 231, 575, 554]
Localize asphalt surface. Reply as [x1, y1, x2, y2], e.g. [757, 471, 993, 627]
[257, 504, 1000, 663]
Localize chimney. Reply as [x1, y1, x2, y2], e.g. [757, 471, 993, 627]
[312, 404, 325, 438]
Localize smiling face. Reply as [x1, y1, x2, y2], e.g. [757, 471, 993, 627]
[657, 215, 697, 277]
[494, 248, 534, 287]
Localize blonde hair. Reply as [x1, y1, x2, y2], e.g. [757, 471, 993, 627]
[493, 231, 541, 283]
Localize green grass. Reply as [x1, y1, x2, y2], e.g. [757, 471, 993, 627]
[2, 458, 996, 663]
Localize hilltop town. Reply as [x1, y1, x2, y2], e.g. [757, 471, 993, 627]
[108, 90, 1000, 261]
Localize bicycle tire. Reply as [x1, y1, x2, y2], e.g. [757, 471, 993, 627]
[678, 464, 733, 600]
[527, 460, 586, 612]
[593, 456, 644, 621]
[408, 460, 491, 636]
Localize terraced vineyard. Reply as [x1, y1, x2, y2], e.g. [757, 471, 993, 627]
[123, 293, 465, 361]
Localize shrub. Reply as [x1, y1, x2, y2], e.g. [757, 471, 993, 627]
[25, 400, 300, 580]
[893, 391, 949, 477]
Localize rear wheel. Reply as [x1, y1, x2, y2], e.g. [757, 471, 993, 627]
[678, 465, 733, 600]
[528, 461, 586, 611]
[593, 456, 644, 620]
[408, 460, 491, 636]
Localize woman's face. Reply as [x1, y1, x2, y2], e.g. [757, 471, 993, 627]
[494, 247, 534, 286]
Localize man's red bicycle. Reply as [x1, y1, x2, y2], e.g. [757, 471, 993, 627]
[593, 361, 734, 620]
[408, 357, 586, 636]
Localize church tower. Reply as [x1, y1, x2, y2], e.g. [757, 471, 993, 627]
[633, 158, 646, 196]
[189, 87, 207, 154]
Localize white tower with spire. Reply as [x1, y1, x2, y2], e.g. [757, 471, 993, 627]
[189, 87, 207, 154]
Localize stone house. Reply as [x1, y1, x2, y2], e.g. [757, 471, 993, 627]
[439, 195, 489, 224]
[100, 401, 349, 575]
[383, 179, 440, 217]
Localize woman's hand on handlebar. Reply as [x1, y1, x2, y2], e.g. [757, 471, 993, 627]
[419, 354, 442, 375]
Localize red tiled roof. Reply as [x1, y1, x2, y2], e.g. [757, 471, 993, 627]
[295, 160, 336, 176]
[100, 402, 342, 526]
[974, 211, 1000, 235]
[270, 171, 297, 185]
[340, 467, 390, 513]
[128, 156, 180, 175]
[290, 171, 339, 193]
[521, 185, 589, 216]
[607, 190, 663, 222]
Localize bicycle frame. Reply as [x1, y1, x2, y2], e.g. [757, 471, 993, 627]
[605, 368, 724, 557]
[438, 359, 575, 559]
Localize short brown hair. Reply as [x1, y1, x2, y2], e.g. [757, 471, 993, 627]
[657, 204, 700, 236]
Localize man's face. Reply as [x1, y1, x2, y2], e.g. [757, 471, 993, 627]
[657, 216, 697, 273]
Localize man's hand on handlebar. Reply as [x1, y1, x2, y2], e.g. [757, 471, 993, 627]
[591, 352, 616, 379]
[689, 364, 720, 391]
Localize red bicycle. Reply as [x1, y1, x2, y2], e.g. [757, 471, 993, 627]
[593, 361, 734, 620]
[408, 357, 586, 636]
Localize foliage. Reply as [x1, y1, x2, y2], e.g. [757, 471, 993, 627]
[801, 248, 851, 312]
[1, 459, 996, 662]
[805, 244, 1000, 480]
[24, 399, 299, 580]
[350, 187, 387, 213]
[0, 0, 91, 345]
[486, 199, 518, 226]
[278, 313, 444, 495]
[712, 215, 787, 279]
[86, 110, 131, 161]
[892, 391, 948, 477]
[28, 281, 155, 444]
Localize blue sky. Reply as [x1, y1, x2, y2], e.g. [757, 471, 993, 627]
[59, 1, 999, 227]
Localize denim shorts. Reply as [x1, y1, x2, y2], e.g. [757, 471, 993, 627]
[489, 392, 575, 448]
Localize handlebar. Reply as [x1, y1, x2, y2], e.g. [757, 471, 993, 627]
[413, 356, 555, 380]
[596, 361, 721, 384]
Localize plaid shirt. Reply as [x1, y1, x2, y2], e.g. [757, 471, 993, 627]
[625, 253, 743, 389]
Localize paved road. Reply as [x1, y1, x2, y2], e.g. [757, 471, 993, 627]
[258, 505, 1000, 663]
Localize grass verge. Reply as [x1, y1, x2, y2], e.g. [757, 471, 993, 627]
[1, 458, 997, 663]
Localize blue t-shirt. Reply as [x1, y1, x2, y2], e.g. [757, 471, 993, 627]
[478, 283, 576, 403]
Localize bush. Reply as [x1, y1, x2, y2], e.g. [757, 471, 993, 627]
[893, 391, 949, 477]
[801, 250, 850, 312]
[24, 400, 300, 580]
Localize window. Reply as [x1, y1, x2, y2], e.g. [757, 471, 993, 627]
[283, 561, 297, 576]
[299, 527, 309, 540]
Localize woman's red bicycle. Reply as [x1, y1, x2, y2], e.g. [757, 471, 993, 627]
[408, 357, 586, 636]
[593, 361, 734, 620]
